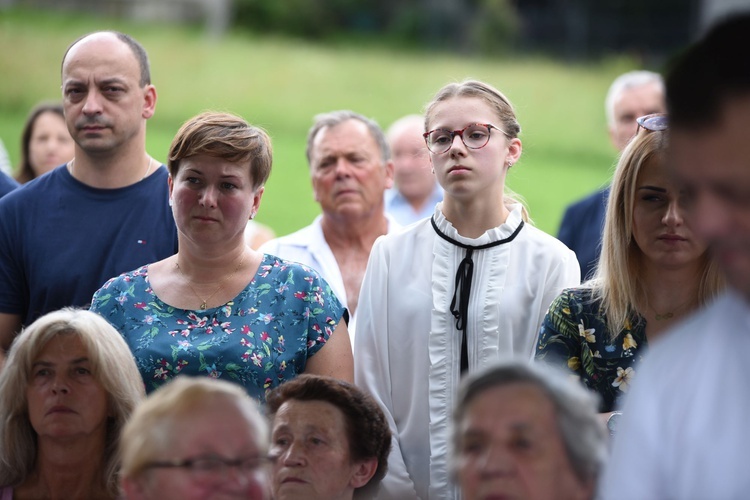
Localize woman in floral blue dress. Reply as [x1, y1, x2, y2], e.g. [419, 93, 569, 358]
[91, 112, 353, 402]
[536, 114, 723, 416]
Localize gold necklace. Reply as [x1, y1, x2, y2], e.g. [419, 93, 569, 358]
[175, 252, 247, 310]
[648, 297, 696, 321]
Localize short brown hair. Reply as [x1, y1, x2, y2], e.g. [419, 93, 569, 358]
[168, 111, 273, 190]
[266, 375, 391, 491]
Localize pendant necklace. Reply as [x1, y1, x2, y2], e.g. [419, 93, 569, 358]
[175, 252, 247, 310]
[648, 297, 695, 321]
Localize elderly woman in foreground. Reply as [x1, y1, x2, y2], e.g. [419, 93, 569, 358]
[452, 361, 608, 500]
[0, 309, 145, 499]
[120, 376, 270, 500]
[266, 374, 391, 500]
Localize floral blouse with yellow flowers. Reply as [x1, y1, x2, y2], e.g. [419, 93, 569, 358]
[535, 287, 648, 412]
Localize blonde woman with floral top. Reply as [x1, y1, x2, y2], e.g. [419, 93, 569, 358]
[536, 114, 723, 417]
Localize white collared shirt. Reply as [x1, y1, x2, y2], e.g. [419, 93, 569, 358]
[355, 204, 580, 499]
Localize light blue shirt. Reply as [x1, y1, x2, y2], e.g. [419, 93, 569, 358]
[384, 184, 443, 226]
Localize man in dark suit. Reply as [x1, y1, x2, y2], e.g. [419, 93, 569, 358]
[558, 71, 664, 281]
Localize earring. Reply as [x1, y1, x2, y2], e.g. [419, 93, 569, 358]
[168, 198, 173, 206]
[507, 160, 513, 167]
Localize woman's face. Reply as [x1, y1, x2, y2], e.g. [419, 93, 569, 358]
[28, 111, 75, 177]
[631, 155, 709, 271]
[455, 383, 592, 500]
[26, 334, 109, 443]
[270, 399, 375, 500]
[169, 155, 262, 247]
[127, 397, 270, 500]
[426, 96, 521, 203]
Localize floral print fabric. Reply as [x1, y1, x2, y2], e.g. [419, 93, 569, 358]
[91, 254, 345, 403]
[535, 287, 648, 412]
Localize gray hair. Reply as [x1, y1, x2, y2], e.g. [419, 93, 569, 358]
[452, 360, 607, 485]
[605, 70, 664, 128]
[0, 308, 145, 497]
[305, 110, 390, 166]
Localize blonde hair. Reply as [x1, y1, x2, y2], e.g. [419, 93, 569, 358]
[0, 308, 145, 496]
[120, 377, 268, 480]
[424, 79, 530, 222]
[592, 129, 723, 339]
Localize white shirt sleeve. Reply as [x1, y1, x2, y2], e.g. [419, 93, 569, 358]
[354, 238, 422, 500]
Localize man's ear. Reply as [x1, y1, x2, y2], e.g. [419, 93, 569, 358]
[384, 160, 395, 190]
[142, 84, 157, 120]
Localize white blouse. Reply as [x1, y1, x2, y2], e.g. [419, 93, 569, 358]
[354, 204, 580, 500]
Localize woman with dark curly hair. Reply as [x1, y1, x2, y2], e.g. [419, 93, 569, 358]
[267, 374, 391, 500]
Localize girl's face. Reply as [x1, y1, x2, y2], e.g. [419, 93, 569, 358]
[426, 96, 521, 203]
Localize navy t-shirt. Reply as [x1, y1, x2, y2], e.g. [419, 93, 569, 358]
[0, 171, 18, 199]
[0, 164, 178, 325]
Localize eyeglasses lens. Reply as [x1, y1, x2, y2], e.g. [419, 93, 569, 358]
[426, 124, 492, 154]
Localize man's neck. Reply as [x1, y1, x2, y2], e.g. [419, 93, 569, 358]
[320, 211, 389, 251]
[405, 191, 433, 214]
[69, 142, 153, 189]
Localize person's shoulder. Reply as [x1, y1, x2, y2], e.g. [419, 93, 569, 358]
[562, 187, 609, 215]
[521, 223, 576, 255]
[374, 217, 431, 251]
[561, 286, 596, 303]
[259, 222, 318, 252]
[99, 265, 149, 290]
[260, 253, 321, 280]
[0, 169, 65, 215]
[0, 171, 18, 198]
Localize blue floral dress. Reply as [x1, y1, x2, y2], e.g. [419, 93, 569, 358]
[535, 287, 648, 412]
[90, 254, 345, 402]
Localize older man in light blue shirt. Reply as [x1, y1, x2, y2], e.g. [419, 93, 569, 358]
[384, 115, 442, 226]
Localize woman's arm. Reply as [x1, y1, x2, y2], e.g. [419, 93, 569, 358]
[535, 290, 584, 375]
[304, 318, 353, 383]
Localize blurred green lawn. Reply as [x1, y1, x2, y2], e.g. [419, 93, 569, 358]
[0, 8, 644, 235]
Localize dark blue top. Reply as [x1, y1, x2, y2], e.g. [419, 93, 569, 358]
[0, 171, 18, 199]
[535, 287, 648, 412]
[0, 165, 178, 325]
[557, 187, 609, 282]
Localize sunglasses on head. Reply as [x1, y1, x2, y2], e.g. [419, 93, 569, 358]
[636, 113, 668, 133]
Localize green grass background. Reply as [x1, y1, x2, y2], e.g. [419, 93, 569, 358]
[0, 8, 644, 235]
